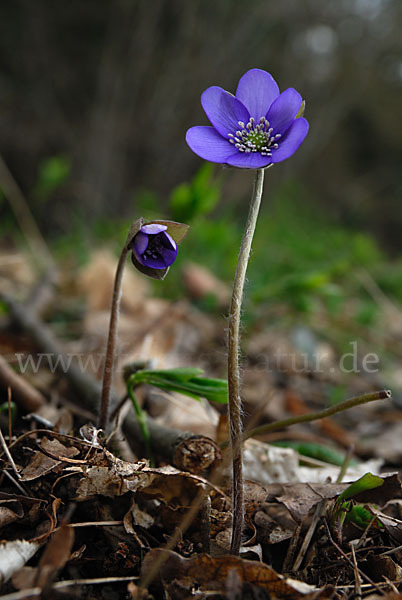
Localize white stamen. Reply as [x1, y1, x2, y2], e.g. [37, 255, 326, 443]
[230, 114, 282, 157]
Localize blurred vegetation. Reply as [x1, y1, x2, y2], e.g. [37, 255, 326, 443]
[0, 0, 402, 248]
[31, 163, 402, 343]
[0, 1, 401, 380]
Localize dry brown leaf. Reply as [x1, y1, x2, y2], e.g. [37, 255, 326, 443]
[365, 554, 402, 582]
[254, 503, 297, 545]
[0, 499, 24, 528]
[273, 483, 345, 524]
[73, 448, 223, 506]
[182, 262, 230, 307]
[34, 523, 75, 588]
[11, 565, 37, 591]
[19, 437, 80, 481]
[267, 474, 401, 524]
[141, 549, 333, 598]
[78, 249, 149, 313]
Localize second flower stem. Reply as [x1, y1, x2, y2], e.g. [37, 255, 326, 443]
[228, 168, 265, 555]
[98, 243, 129, 431]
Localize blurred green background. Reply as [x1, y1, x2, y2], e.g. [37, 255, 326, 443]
[1, 1, 402, 237]
[0, 0, 402, 309]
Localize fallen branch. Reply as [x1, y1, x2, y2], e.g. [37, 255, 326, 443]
[1, 292, 101, 415]
[0, 354, 46, 412]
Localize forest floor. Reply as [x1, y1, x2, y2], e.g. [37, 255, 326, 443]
[0, 248, 402, 600]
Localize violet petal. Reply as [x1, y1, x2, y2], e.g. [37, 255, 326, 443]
[140, 246, 178, 269]
[270, 118, 309, 163]
[225, 151, 273, 169]
[266, 88, 302, 135]
[236, 68, 279, 122]
[201, 87, 250, 138]
[160, 231, 177, 251]
[186, 126, 234, 162]
[141, 223, 167, 234]
[132, 231, 149, 255]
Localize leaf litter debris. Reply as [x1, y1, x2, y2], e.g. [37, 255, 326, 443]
[0, 250, 402, 599]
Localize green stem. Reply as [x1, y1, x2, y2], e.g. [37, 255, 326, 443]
[229, 389, 391, 446]
[336, 444, 354, 484]
[228, 168, 265, 555]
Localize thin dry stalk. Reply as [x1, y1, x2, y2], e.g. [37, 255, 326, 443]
[8, 386, 12, 443]
[350, 542, 362, 600]
[293, 499, 327, 571]
[0, 154, 54, 270]
[0, 425, 21, 479]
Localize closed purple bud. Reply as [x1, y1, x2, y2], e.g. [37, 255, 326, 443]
[131, 225, 178, 269]
[128, 219, 189, 280]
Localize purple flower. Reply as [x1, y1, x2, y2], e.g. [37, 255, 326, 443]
[186, 68, 309, 169]
[131, 223, 178, 270]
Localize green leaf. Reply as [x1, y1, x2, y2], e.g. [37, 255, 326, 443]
[336, 473, 384, 503]
[273, 441, 358, 467]
[0, 401, 17, 421]
[170, 164, 221, 222]
[345, 504, 382, 529]
[129, 368, 228, 404]
[134, 367, 204, 383]
[328, 473, 384, 541]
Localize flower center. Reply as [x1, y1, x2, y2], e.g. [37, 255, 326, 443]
[143, 234, 170, 262]
[228, 117, 282, 156]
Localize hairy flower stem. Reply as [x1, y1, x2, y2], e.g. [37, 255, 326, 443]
[228, 168, 265, 555]
[98, 223, 139, 431]
[98, 245, 129, 431]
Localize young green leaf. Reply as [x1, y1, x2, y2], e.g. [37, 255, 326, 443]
[336, 472, 384, 504]
[129, 368, 228, 404]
